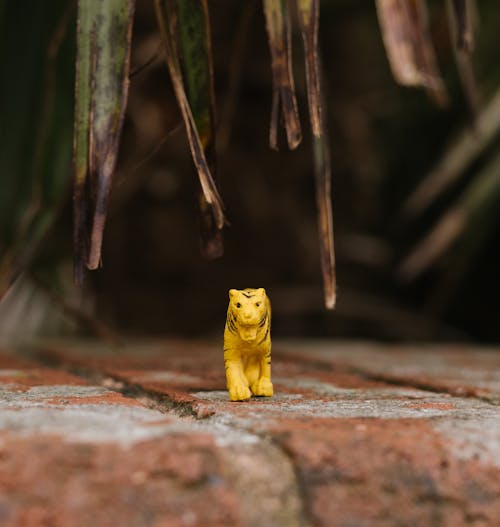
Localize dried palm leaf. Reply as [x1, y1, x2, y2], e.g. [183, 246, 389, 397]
[375, 0, 448, 106]
[449, 0, 474, 52]
[154, 0, 226, 231]
[263, 0, 302, 150]
[176, 0, 223, 258]
[74, 0, 135, 280]
[446, 0, 479, 119]
[295, 0, 336, 308]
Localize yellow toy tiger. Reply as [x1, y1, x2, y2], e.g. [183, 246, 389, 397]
[224, 288, 273, 401]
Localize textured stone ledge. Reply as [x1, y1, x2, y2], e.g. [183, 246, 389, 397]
[0, 339, 498, 527]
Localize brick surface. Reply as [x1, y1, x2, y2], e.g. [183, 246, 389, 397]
[0, 435, 241, 527]
[0, 351, 243, 527]
[271, 419, 500, 527]
[2, 339, 500, 527]
[278, 340, 500, 403]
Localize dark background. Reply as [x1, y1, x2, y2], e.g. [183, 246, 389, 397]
[94, 0, 500, 341]
[3, 0, 500, 343]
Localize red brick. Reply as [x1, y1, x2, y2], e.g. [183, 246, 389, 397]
[269, 418, 500, 527]
[17, 339, 500, 527]
[0, 433, 242, 527]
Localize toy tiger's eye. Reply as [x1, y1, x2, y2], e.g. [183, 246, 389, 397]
[255, 302, 260, 307]
[236, 302, 241, 308]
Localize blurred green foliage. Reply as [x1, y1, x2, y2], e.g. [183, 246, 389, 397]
[0, 1, 74, 294]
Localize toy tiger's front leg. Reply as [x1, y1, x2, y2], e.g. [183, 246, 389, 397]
[224, 347, 251, 401]
[251, 345, 273, 397]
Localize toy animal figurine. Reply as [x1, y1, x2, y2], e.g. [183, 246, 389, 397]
[224, 288, 273, 401]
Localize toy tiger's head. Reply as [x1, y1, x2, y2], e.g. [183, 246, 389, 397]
[228, 288, 269, 342]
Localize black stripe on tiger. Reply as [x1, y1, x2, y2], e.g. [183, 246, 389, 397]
[226, 312, 237, 334]
[258, 325, 270, 345]
[258, 314, 267, 327]
[242, 292, 254, 298]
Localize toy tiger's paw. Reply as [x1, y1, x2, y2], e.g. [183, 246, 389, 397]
[229, 382, 252, 401]
[251, 378, 274, 397]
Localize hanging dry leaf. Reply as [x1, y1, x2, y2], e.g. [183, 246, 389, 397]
[375, 0, 448, 106]
[74, 0, 135, 279]
[154, 0, 225, 230]
[295, 0, 321, 136]
[176, 0, 223, 258]
[294, 0, 335, 309]
[446, 0, 479, 119]
[449, 0, 474, 52]
[263, 0, 302, 150]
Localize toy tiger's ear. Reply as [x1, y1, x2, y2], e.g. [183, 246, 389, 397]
[229, 289, 237, 298]
[257, 288, 266, 296]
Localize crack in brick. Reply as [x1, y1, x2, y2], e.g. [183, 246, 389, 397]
[18, 346, 313, 527]
[26, 349, 201, 418]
